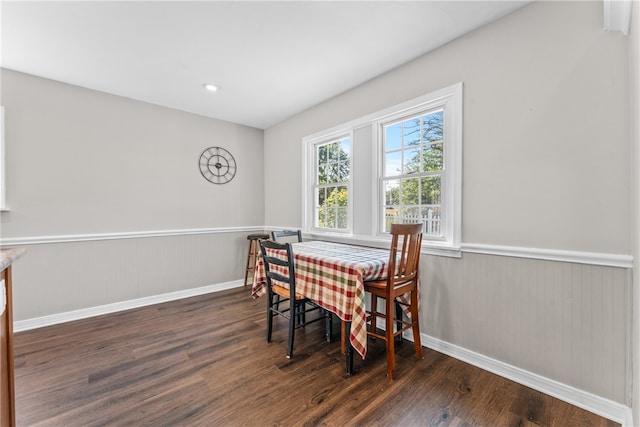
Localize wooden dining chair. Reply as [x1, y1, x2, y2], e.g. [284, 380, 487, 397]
[365, 223, 424, 379]
[259, 239, 330, 358]
[271, 229, 302, 243]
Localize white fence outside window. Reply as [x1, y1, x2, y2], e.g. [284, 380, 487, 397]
[385, 208, 441, 236]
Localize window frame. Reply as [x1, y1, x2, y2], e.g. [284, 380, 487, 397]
[302, 83, 462, 255]
[378, 108, 446, 241]
[373, 85, 462, 250]
[303, 131, 354, 235]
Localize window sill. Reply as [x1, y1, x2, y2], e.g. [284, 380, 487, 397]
[303, 232, 461, 259]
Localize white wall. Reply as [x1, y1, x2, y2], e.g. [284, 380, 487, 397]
[1, 70, 264, 236]
[264, 1, 634, 422]
[0, 69, 266, 321]
[266, 1, 631, 256]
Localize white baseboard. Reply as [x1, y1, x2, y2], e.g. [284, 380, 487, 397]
[13, 280, 244, 332]
[421, 334, 633, 427]
[375, 317, 631, 425]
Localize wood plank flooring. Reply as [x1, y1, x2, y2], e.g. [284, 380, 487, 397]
[13, 286, 619, 426]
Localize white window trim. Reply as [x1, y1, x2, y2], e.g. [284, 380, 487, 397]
[372, 83, 462, 249]
[302, 130, 354, 235]
[302, 83, 462, 255]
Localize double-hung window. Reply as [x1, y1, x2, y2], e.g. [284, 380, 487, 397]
[380, 109, 444, 239]
[303, 83, 461, 254]
[311, 135, 351, 232]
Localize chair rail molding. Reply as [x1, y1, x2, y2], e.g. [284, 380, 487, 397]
[7, 227, 632, 269]
[462, 243, 633, 269]
[0, 226, 265, 246]
[276, 224, 632, 268]
[604, 0, 632, 35]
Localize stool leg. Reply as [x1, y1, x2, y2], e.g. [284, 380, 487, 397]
[244, 240, 254, 286]
[250, 240, 259, 280]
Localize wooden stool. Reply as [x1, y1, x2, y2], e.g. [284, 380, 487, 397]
[244, 233, 270, 287]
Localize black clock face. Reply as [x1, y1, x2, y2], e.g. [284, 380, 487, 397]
[199, 147, 237, 184]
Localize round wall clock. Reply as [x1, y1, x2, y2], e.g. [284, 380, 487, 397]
[199, 146, 237, 184]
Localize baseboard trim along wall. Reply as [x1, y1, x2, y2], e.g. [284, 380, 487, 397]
[13, 279, 244, 332]
[374, 312, 632, 425]
[422, 334, 634, 427]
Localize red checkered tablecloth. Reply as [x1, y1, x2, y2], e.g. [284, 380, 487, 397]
[251, 240, 391, 358]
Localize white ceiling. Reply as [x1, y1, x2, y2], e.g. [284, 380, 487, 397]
[1, 1, 530, 129]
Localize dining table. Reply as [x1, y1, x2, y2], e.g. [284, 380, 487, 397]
[251, 240, 394, 374]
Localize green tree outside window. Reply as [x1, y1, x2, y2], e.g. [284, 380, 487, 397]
[315, 137, 350, 230]
[383, 111, 443, 235]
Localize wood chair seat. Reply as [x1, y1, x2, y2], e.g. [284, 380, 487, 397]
[365, 278, 416, 295]
[271, 284, 306, 300]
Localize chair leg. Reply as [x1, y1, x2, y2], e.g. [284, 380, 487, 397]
[370, 294, 378, 334]
[267, 290, 274, 343]
[385, 296, 396, 380]
[294, 300, 305, 326]
[294, 300, 300, 325]
[286, 301, 297, 358]
[410, 290, 423, 359]
[325, 311, 333, 343]
[345, 321, 353, 375]
[395, 301, 403, 345]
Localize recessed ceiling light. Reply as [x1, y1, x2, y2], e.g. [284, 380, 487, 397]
[203, 83, 219, 92]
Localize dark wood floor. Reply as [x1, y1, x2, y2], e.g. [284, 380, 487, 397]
[13, 286, 618, 427]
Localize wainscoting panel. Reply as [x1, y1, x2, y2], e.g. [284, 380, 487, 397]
[7, 233, 632, 418]
[8, 230, 252, 322]
[420, 252, 631, 405]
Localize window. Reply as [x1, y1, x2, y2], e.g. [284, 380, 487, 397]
[312, 135, 351, 232]
[381, 110, 443, 238]
[303, 83, 461, 255]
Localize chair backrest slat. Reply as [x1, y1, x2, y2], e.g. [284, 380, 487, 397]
[387, 223, 423, 291]
[259, 239, 296, 298]
[271, 229, 302, 243]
